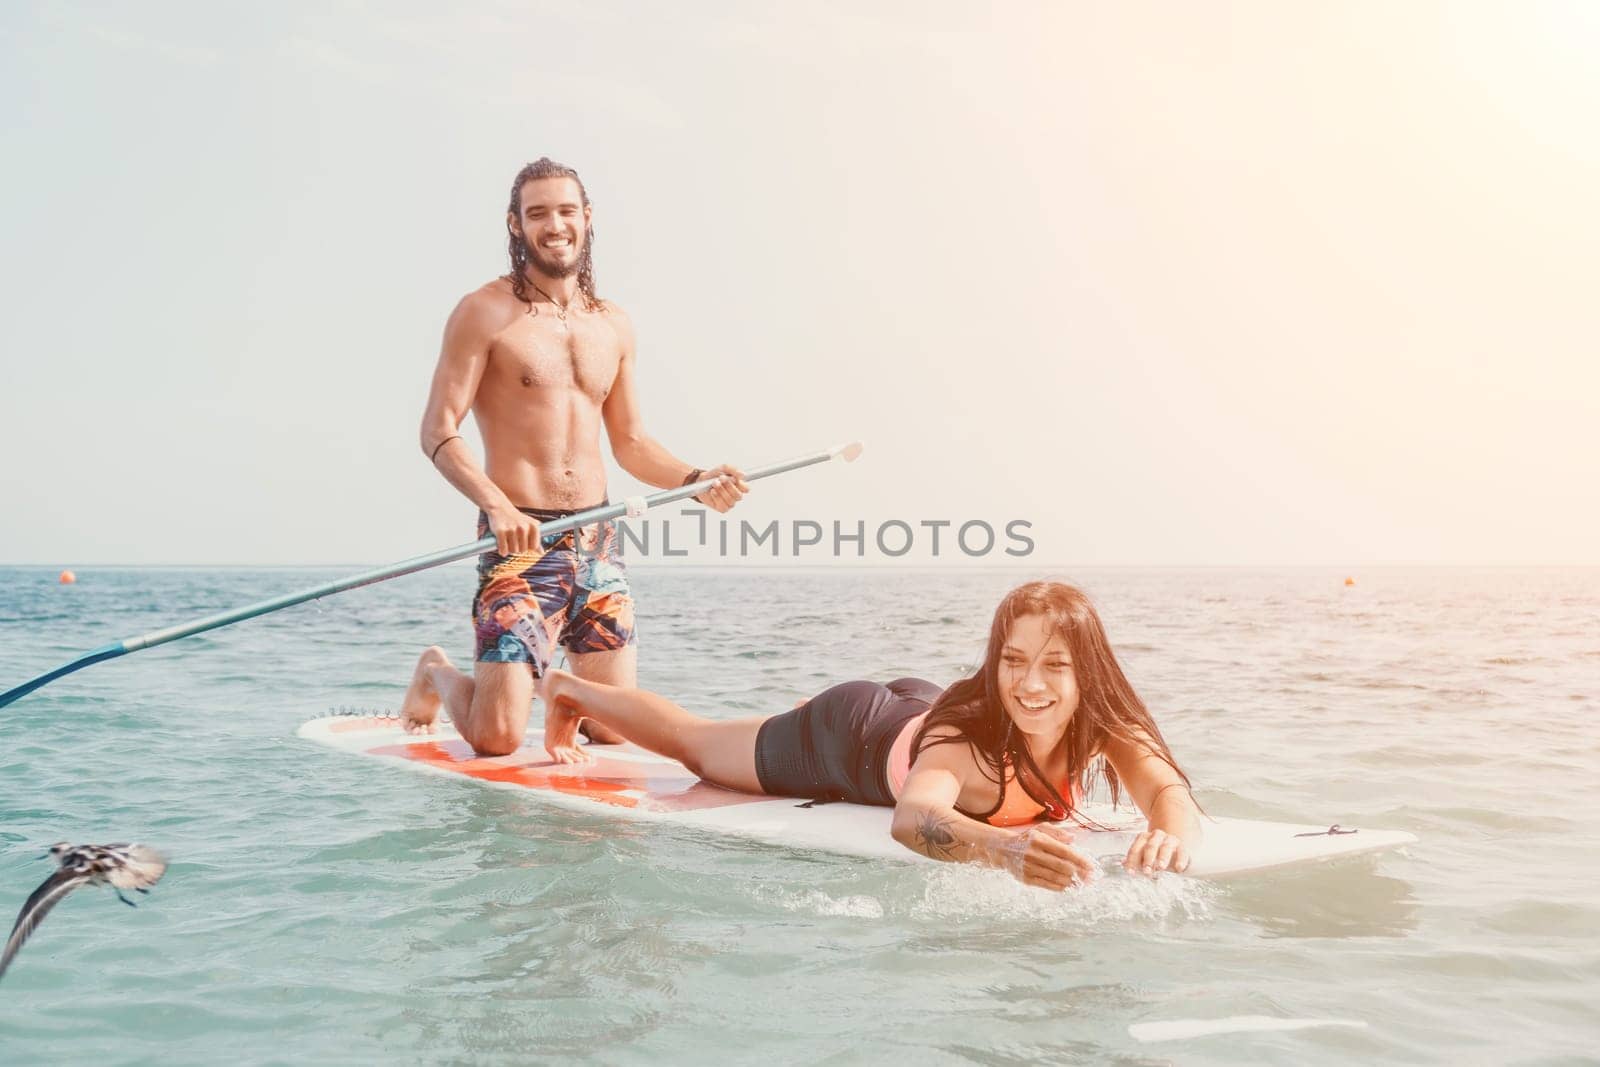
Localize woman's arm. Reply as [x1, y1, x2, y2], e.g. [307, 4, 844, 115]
[1101, 731, 1204, 875]
[890, 742, 1097, 890]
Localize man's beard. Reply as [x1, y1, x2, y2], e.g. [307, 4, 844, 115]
[523, 231, 587, 280]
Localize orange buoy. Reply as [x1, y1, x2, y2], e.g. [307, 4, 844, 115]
[1343, 576, 1355, 587]
[58, 570, 76, 585]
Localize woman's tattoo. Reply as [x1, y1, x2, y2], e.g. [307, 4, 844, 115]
[914, 812, 959, 860]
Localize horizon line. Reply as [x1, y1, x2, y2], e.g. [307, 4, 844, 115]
[4, 561, 1598, 571]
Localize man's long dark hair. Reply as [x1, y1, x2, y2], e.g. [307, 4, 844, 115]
[505, 157, 601, 311]
[911, 581, 1192, 823]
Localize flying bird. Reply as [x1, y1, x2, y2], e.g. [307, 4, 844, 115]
[1, 843, 167, 982]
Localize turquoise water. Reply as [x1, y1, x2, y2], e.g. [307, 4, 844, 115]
[1, 565, 1596, 1063]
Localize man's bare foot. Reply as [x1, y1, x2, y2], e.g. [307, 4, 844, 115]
[399, 646, 450, 734]
[538, 668, 594, 765]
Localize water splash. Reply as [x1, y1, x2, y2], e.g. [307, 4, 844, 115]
[910, 863, 1216, 926]
[748, 885, 886, 919]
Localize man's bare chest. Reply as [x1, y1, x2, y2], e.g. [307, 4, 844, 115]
[487, 316, 620, 403]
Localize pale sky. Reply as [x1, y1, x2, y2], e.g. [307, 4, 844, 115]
[2, 1, 1596, 566]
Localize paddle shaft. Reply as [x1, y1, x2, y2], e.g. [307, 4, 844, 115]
[0, 444, 858, 708]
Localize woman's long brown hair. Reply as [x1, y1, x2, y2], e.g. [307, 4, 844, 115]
[911, 581, 1191, 823]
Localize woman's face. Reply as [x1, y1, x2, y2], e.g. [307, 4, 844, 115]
[997, 613, 1080, 744]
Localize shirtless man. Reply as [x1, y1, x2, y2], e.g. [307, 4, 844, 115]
[397, 157, 748, 756]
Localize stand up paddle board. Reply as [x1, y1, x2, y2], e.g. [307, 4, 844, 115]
[298, 715, 1415, 878]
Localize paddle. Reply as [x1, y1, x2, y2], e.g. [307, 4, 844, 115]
[0, 442, 863, 708]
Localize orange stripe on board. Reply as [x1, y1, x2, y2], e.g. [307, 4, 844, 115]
[370, 739, 764, 812]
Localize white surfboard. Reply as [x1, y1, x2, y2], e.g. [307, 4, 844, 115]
[298, 715, 1415, 878]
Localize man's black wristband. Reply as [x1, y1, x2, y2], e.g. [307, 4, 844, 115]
[431, 435, 463, 464]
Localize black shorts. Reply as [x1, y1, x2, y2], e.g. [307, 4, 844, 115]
[753, 678, 944, 807]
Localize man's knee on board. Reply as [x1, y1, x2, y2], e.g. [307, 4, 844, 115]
[467, 688, 526, 756]
[470, 730, 520, 757]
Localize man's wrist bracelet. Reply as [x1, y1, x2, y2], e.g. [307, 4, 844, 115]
[682, 468, 705, 503]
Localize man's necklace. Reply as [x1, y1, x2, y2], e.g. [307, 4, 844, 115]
[529, 283, 574, 333]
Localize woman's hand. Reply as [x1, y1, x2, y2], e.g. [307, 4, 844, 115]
[1123, 827, 1191, 876]
[1000, 824, 1098, 890]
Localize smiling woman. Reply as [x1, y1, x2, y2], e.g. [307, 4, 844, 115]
[529, 580, 1203, 889]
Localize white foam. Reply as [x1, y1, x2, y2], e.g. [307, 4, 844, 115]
[911, 862, 1215, 926]
[753, 886, 886, 919]
[1128, 1016, 1368, 1043]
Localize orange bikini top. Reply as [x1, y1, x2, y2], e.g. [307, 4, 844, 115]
[886, 711, 1079, 827]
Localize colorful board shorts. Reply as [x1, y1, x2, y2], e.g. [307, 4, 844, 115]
[472, 505, 635, 674]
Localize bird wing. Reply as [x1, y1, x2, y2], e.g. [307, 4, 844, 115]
[104, 845, 167, 891]
[0, 869, 90, 982]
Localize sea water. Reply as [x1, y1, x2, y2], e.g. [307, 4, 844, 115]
[0, 565, 1596, 1064]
